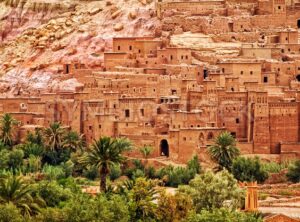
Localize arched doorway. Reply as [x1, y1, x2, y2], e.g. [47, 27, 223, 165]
[296, 74, 300, 82]
[297, 19, 300, 29]
[160, 139, 169, 157]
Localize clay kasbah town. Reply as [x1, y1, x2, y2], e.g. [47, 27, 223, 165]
[0, 0, 300, 221]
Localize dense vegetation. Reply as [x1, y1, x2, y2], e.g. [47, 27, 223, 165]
[0, 113, 296, 221]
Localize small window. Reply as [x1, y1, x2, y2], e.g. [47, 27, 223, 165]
[99, 125, 102, 129]
[186, 55, 188, 59]
[170, 55, 173, 60]
[118, 46, 121, 51]
[157, 108, 161, 114]
[183, 137, 187, 141]
[138, 49, 141, 53]
[89, 126, 92, 130]
[240, 71, 243, 75]
[113, 104, 116, 109]
[125, 109, 130, 117]
[181, 55, 184, 59]
[129, 45, 132, 51]
[140, 109, 144, 116]
[250, 71, 253, 75]
[222, 68, 225, 73]
[264, 76, 268, 83]
[236, 118, 240, 124]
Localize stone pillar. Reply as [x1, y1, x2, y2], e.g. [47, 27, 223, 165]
[245, 181, 258, 212]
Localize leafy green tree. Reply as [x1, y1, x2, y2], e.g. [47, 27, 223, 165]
[0, 174, 44, 216]
[179, 170, 244, 212]
[36, 180, 73, 207]
[157, 191, 193, 222]
[80, 136, 132, 192]
[34, 207, 65, 222]
[8, 149, 24, 170]
[61, 193, 130, 222]
[127, 178, 159, 222]
[0, 113, 18, 147]
[185, 208, 263, 222]
[232, 157, 268, 183]
[286, 160, 300, 183]
[63, 131, 85, 151]
[208, 131, 240, 171]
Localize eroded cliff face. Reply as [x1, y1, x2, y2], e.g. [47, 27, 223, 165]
[0, 0, 161, 96]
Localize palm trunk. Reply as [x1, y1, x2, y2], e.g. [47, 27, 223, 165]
[100, 168, 107, 192]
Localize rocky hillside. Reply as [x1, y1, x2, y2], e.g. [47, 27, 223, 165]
[0, 0, 160, 95]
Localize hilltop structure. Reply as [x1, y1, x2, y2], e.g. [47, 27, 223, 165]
[1, 0, 300, 164]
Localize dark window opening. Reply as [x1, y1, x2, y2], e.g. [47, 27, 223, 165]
[204, 69, 208, 79]
[65, 64, 70, 74]
[118, 46, 121, 51]
[264, 76, 268, 83]
[140, 109, 144, 116]
[129, 45, 132, 51]
[296, 74, 300, 82]
[125, 109, 130, 117]
[298, 19, 300, 28]
[236, 118, 240, 124]
[231, 132, 236, 138]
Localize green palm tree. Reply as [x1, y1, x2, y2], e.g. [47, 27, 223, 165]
[43, 122, 66, 151]
[63, 131, 85, 151]
[139, 145, 153, 169]
[80, 136, 132, 192]
[0, 113, 18, 147]
[0, 174, 44, 216]
[208, 131, 240, 171]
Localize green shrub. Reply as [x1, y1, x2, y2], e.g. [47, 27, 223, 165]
[8, 149, 24, 170]
[60, 160, 74, 177]
[0, 149, 9, 169]
[145, 166, 156, 179]
[185, 208, 263, 222]
[0, 203, 23, 222]
[232, 157, 268, 183]
[35, 207, 65, 222]
[37, 180, 73, 207]
[83, 165, 99, 180]
[179, 170, 244, 211]
[22, 143, 44, 158]
[262, 161, 288, 173]
[25, 155, 42, 173]
[42, 164, 65, 180]
[157, 165, 196, 187]
[132, 169, 145, 180]
[110, 164, 122, 181]
[187, 155, 201, 174]
[286, 160, 300, 183]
